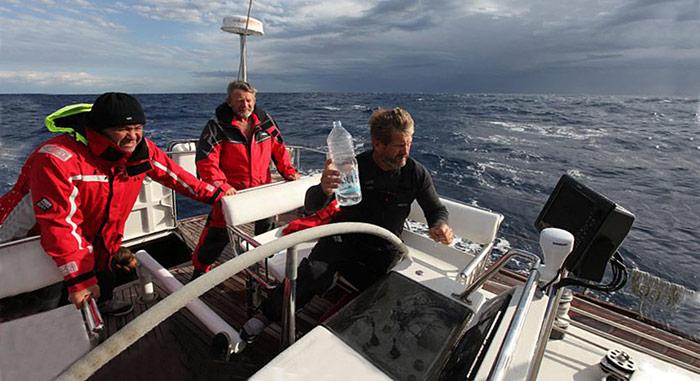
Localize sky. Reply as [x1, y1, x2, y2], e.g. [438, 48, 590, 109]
[1, 0, 699, 96]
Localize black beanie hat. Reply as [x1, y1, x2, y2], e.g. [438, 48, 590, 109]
[88, 92, 146, 129]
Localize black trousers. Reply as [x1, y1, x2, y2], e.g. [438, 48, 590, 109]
[260, 236, 401, 323]
[96, 270, 115, 303]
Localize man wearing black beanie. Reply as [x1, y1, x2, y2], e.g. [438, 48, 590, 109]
[88, 92, 147, 153]
[0, 92, 226, 316]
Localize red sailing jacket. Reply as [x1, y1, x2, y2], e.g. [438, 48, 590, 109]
[0, 128, 223, 293]
[195, 104, 297, 191]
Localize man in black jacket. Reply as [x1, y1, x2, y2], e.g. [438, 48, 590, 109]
[240, 107, 454, 343]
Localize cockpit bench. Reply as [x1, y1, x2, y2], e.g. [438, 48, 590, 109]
[220, 176, 503, 291]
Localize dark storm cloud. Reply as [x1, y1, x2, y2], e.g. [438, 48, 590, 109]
[262, 0, 462, 39]
[253, 0, 700, 95]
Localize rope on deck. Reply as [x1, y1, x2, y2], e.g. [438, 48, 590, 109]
[628, 269, 696, 312]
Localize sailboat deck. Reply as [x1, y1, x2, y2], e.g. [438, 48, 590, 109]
[88, 215, 700, 380]
[90, 215, 334, 380]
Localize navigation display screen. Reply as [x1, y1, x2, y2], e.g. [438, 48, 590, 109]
[534, 174, 634, 280]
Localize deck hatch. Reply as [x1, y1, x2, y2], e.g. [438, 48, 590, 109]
[324, 272, 472, 380]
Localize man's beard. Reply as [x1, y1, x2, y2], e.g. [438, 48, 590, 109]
[236, 110, 253, 119]
[383, 155, 407, 170]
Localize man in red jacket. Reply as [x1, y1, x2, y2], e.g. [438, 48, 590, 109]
[191, 81, 299, 279]
[0, 92, 225, 315]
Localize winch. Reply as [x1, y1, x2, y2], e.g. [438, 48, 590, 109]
[600, 349, 637, 381]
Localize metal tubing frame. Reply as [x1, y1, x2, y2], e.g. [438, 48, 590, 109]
[81, 297, 104, 339]
[457, 240, 495, 286]
[226, 225, 276, 290]
[453, 248, 541, 301]
[227, 225, 263, 250]
[238, 34, 247, 82]
[281, 245, 298, 348]
[450, 248, 547, 380]
[525, 283, 564, 381]
[486, 251, 542, 381]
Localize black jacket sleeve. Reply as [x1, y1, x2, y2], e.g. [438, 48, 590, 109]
[414, 163, 448, 228]
[304, 184, 333, 214]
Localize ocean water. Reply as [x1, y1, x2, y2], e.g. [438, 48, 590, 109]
[0, 93, 698, 338]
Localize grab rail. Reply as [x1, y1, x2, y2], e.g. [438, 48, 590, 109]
[458, 240, 495, 287]
[526, 280, 564, 381]
[81, 297, 104, 339]
[281, 245, 299, 348]
[453, 249, 541, 302]
[474, 249, 541, 381]
[225, 225, 277, 290]
[228, 225, 263, 251]
[451, 248, 543, 381]
[56, 222, 404, 381]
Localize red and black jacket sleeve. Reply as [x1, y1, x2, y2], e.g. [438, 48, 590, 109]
[28, 148, 97, 293]
[146, 140, 225, 204]
[195, 117, 232, 191]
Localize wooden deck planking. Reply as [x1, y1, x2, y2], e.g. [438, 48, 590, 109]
[89, 214, 332, 380]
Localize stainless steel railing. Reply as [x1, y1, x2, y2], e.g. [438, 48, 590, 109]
[281, 245, 299, 348]
[457, 240, 496, 288]
[453, 249, 542, 381]
[457, 249, 581, 381]
[453, 249, 541, 302]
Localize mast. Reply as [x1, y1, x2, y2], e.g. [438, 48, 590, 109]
[221, 15, 264, 82]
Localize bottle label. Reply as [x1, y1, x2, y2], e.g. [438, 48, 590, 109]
[339, 176, 361, 194]
[336, 167, 362, 206]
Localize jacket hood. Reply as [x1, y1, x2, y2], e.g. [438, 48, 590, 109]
[45, 103, 151, 172]
[44, 103, 92, 145]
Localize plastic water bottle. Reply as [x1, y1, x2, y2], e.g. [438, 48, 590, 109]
[327, 121, 362, 206]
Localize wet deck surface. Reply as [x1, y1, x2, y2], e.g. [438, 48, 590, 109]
[87, 215, 700, 379]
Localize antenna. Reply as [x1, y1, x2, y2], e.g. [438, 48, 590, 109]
[221, 15, 264, 82]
